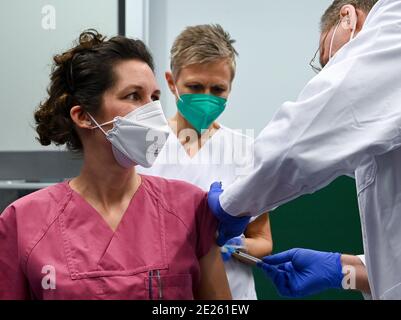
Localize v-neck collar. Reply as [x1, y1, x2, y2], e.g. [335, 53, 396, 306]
[168, 125, 225, 163]
[58, 177, 169, 278]
[65, 177, 145, 235]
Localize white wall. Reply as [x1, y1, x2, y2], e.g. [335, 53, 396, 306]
[0, 0, 118, 151]
[0, 0, 334, 151]
[148, 0, 333, 135]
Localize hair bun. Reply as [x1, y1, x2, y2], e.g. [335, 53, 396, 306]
[79, 29, 105, 48]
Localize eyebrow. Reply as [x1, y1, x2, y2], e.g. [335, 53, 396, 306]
[120, 85, 161, 95]
[185, 82, 228, 88]
[121, 85, 144, 92]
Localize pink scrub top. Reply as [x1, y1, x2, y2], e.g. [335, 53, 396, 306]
[0, 175, 217, 300]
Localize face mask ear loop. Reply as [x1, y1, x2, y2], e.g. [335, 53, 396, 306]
[175, 87, 183, 102]
[172, 76, 184, 102]
[329, 20, 341, 60]
[349, 15, 357, 41]
[87, 113, 110, 136]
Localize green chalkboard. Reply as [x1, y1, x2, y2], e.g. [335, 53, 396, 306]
[254, 176, 364, 300]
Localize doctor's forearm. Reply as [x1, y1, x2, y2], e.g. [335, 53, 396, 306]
[243, 213, 273, 258]
[341, 254, 371, 294]
[243, 237, 273, 259]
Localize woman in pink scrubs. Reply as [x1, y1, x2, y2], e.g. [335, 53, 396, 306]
[0, 30, 231, 300]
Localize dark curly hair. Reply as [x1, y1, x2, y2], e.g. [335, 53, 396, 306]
[34, 29, 154, 152]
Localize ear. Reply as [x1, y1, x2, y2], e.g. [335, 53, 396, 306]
[340, 4, 357, 32]
[165, 71, 178, 97]
[70, 105, 93, 129]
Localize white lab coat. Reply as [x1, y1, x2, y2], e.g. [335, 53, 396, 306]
[138, 125, 258, 299]
[220, 0, 401, 299]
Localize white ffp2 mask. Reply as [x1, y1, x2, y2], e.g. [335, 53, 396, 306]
[88, 100, 170, 168]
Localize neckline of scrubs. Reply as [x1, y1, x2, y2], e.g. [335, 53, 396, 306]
[169, 124, 225, 163]
[58, 177, 169, 279]
[65, 177, 144, 235]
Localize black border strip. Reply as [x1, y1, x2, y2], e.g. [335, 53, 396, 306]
[118, 0, 126, 36]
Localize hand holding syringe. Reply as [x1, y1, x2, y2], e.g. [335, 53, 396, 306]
[221, 241, 262, 266]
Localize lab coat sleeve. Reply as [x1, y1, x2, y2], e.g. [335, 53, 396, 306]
[0, 206, 31, 299]
[221, 0, 401, 216]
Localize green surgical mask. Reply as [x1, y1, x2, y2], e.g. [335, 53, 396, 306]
[176, 93, 227, 134]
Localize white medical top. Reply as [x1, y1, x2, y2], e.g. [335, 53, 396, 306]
[137, 125, 258, 300]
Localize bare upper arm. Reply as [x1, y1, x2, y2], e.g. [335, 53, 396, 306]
[194, 244, 232, 300]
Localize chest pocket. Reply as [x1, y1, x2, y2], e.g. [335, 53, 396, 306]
[145, 273, 193, 300]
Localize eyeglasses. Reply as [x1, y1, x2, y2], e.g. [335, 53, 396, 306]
[309, 29, 331, 74]
[309, 48, 322, 74]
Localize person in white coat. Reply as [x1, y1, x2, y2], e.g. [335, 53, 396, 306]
[208, 0, 401, 299]
[138, 24, 273, 300]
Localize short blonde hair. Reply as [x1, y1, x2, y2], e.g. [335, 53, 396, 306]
[170, 24, 238, 81]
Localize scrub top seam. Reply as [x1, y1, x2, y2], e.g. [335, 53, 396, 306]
[140, 176, 193, 234]
[22, 185, 73, 274]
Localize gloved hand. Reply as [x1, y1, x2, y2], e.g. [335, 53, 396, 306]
[257, 248, 343, 298]
[221, 236, 246, 262]
[208, 182, 251, 247]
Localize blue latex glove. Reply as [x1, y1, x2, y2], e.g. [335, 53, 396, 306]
[257, 248, 343, 298]
[208, 182, 251, 247]
[221, 236, 245, 262]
